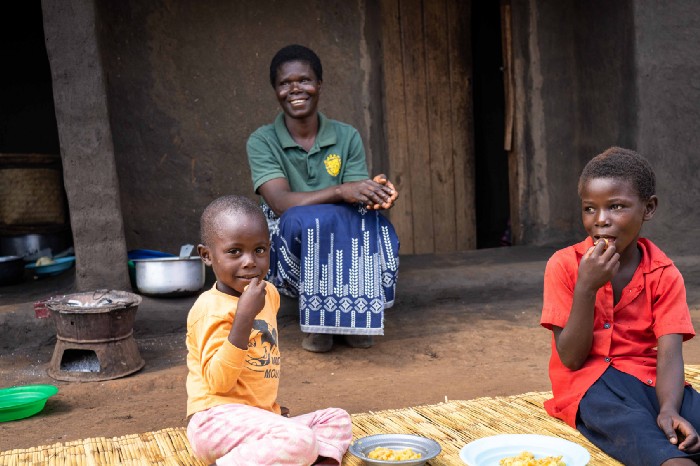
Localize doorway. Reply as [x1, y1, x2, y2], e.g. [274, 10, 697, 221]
[379, 0, 476, 255]
[0, 2, 72, 259]
[471, 0, 511, 249]
[0, 2, 60, 154]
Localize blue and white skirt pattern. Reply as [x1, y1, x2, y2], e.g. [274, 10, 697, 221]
[263, 203, 399, 335]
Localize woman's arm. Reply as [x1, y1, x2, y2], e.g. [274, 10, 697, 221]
[656, 333, 700, 452]
[554, 241, 619, 370]
[259, 176, 395, 216]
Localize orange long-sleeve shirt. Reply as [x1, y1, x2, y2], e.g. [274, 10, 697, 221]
[186, 283, 281, 418]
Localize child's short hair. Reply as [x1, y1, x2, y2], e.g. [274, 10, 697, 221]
[578, 146, 656, 200]
[269, 44, 323, 87]
[200, 195, 267, 246]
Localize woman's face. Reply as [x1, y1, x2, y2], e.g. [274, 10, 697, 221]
[274, 60, 321, 120]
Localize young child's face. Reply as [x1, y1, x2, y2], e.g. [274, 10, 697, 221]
[199, 213, 270, 297]
[580, 177, 656, 257]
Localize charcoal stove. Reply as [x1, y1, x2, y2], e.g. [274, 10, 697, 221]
[45, 290, 145, 382]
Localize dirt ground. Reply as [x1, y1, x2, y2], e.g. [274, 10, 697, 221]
[2, 246, 700, 454]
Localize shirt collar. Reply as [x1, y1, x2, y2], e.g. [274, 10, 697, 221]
[274, 112, 336, 150]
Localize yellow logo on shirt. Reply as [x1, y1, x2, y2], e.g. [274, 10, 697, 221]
[324, 154, 341, 177]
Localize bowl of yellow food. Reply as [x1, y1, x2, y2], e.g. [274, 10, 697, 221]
[348, 433, 441, 466]
[459, 434, 589, 466]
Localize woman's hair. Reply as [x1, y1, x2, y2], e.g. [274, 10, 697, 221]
[269, 44, 323, 87]
[200, 195, 267, 246]
[578, 146, 656, 200]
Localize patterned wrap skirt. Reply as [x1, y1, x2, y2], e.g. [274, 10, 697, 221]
[263, 202, 399, 335]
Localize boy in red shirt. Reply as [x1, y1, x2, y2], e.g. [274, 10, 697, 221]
[541, 147, 700, 465]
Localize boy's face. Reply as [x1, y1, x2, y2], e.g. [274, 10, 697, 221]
[580, 177, 657, 258]
[274, 60, 321, 120]
[198, 213, 270, 297]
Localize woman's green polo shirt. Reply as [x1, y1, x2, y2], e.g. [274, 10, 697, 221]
[247, 113, 369, 193]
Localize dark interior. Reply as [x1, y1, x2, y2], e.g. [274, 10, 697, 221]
[0, 2, 59, 154]
[471, 0, 511, 248]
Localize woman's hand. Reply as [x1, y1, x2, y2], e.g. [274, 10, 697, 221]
[338, 175, 396, 209]
[259, 176, 397, 216]
[364, 174, 399, 210]
[371, 174, 399, 209]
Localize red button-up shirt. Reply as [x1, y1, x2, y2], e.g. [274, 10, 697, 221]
[540, 237, 695, 427]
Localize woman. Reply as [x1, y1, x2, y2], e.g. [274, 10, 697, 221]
[246, 44, 399, 352]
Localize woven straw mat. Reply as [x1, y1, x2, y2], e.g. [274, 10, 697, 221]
[2, 365, 699, 466]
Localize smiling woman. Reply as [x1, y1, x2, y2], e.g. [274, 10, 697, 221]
[246, 45, 400, 353]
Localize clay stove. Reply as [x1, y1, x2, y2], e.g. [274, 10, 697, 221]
[45, 290, 145, 382]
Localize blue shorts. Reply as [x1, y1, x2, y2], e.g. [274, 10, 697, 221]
[576, 366, 700, 466]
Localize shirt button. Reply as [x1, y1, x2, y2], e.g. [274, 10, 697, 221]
[604, 322, 611, 329]
[647, 379, 653, 385]
[605, 357, 611, 362]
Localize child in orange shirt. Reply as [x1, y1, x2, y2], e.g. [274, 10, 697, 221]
[185, 195, 352, 465]
[541, 147, 700, 465]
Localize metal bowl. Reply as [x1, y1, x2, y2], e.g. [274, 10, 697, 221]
[132, 256, 205, 297]
[0, 231, 72, 261]
[348, 434, 442, 466]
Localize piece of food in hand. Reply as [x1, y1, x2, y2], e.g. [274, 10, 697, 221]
[373, 174, 387, 185]
[35, 257, 55, 266]
[499, 451, 565, 466]
[594, 238, 610, 250]
[367, 446, 421, 461]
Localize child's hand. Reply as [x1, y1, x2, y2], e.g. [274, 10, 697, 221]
[237, 277, 267, 319]
[658, 411, 700, 453]
[227, 277, 267, 349]
[577, 240, 620, 292]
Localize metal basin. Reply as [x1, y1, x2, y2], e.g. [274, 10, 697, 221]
[132, 257, 205, 297]
[0, 231, 72, 261]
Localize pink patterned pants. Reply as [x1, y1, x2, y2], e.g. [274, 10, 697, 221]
[187, 404, 353, 465]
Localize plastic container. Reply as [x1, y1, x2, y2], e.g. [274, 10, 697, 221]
[25, 256, 75, 277]
[0, 384, 58, 422]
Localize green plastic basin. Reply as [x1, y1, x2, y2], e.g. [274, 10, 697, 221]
[0, 384, 58, 422]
